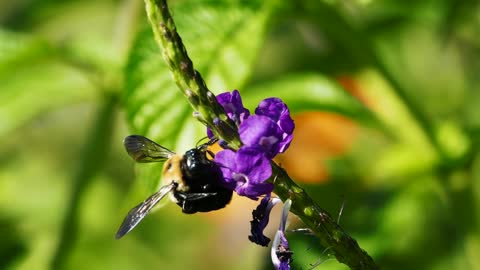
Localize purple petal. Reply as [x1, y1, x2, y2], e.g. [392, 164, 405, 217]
[239, 115, 283, 159]
[206, 127, 214, 139]
[255, 98, 295, 154]
[216, 90, 250, 126]
[215, 149, 237, 174]
[278, 133, 293, 154]
[214, 149, 239, 189]
[235, 181, 274, 199]
[255, 98, 286, 121]
[215, 147, 274, 199]
[279, 113, 295, 134]
[236, 147, 272, 184]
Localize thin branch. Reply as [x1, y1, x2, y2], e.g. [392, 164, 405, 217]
[144, 0, 241, 148]
[272, 164, 379, 270]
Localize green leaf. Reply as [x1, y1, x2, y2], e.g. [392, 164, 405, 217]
[0, 29, 95, 138]
[175, 0, 269, 92]
[124, 29, 192, 145]
[0, 30, 50, 74]
[374, 177, 450, 268]
[242, 73, 383, 129]
[123, 0, 272, 192]
[31, 0, 130, 72]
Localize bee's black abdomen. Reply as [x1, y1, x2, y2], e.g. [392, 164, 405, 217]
[178, 188, 233, 214]
[175, 148, 233, 213]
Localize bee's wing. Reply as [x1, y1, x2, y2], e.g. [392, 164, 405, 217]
[115, 183, 175, 239]
[124, 135, 175, 162]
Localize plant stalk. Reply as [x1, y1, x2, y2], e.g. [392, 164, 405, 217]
[272, 164, 379, 270]
[144, 0, 241, 148]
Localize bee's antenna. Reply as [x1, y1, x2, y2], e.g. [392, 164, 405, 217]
[195, 136, 209, 147]
[206, 137, 219, 146]
[196, 136, 218, 147]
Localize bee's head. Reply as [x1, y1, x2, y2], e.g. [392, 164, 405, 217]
[162, 155, 186, 191]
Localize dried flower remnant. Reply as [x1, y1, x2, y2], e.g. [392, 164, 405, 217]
[248, 194, 281, 246]
[271, 199, 293, 270]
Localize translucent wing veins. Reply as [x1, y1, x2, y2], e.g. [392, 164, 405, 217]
[124, 135, 175, 162]
[115, 183, 176, 239]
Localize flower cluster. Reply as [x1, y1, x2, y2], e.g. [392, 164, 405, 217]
[210, 90, 294, 199]
[207, 90, 294, 270]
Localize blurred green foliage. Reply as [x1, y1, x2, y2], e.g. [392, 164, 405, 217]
[1, 0, 480, 269]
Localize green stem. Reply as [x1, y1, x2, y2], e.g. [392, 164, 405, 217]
[144, 0, 241, 148]
[50, 94, 117, 269]
[273, 164, 379, 270]
[143, 0, 379, 269]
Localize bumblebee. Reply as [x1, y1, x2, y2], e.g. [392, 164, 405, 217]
[116, 135, 233, 239]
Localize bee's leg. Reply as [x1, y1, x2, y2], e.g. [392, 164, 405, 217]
[177, 192, 218, 201]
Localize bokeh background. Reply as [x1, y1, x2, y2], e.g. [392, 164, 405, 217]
[1, 0, 480, 269]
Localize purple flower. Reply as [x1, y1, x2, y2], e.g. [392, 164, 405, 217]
[271, 199, 293, 270]
[248, 194, 281, 246]
[206, 124, 215, 139]
[214, 147, 273, 199]
[206, 92, 294, 199]
[239, 115, 284, 159]
[207, 90, 250, 139]
[217, 90, 250, 125]
[255, 98, 294, 153]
